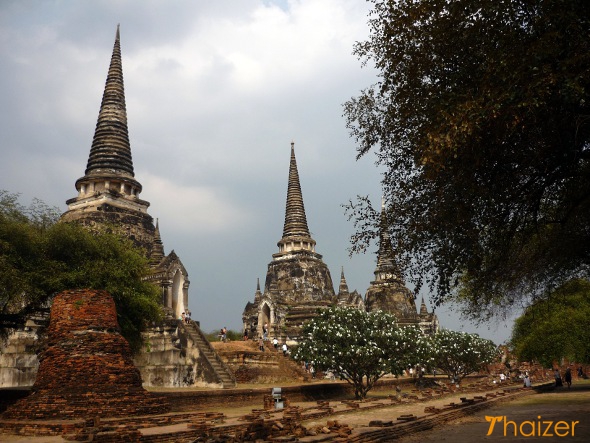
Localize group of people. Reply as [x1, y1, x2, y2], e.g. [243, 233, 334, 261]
[180, 311, 192, 324]
[256, 335, 288, 355]
[554, 367, 574, 389]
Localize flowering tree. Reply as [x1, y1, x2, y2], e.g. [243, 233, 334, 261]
[430, 330, 498, 384]
[292, 306, 419, 399]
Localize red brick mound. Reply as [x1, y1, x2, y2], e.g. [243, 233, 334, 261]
[2, 289, 169, 420]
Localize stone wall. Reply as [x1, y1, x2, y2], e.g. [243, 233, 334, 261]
[135, 320, 221, 388]
[0, 310, 48, 388]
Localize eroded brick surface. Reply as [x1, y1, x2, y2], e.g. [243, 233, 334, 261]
[2, 289, 169, 420]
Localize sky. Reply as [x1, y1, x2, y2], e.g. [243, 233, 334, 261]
[0, 0, 518, 344]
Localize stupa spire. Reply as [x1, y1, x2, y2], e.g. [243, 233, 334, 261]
[149, 219, 165, 267]
[374, 197, 402, 281]
[420, 296, 429, 315]
[276, 142, 316, 255]
[338, 267, 349, 294]
[282, 142, 311, 238]
[69, 25, 145, 209]
[85, 24, 135, 177]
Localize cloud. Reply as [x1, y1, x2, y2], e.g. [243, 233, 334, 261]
[141, 173, 256, 234]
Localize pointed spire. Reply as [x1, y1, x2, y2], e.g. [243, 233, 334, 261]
[282, 142, 311, 239]
[149, 218, 165, 267]
[275, 142, 317, 255]
[254, 278, 262, 302]
[84, 25, 136, 179]
[420, 296, 429, 316]
[338, 267, 349, 295]
[374, 197, 402, 281]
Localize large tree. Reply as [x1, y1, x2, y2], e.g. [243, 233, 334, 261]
[292, 306, 424, 399]
[344, 0, 590, 321]
[510, 279, 590, 367]
[0, 191, 162, 351]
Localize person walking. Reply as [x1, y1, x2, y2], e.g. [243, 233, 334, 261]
[554, 368, 563, 387]
[565, 367, 572, 389]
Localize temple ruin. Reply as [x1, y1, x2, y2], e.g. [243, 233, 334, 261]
[0, 26, 235, 390]
[365, 201, 439, 334]
[243, 164, 438, 342]
[243, 143, 338, 343]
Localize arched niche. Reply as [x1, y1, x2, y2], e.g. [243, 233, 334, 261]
[171, 269, 185, 319]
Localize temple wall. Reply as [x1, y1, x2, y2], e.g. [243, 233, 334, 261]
[0, 330, 41, 388]
[133, 321, 223, 388]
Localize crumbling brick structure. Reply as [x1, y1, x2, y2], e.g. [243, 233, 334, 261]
[2, 289, 169, 420]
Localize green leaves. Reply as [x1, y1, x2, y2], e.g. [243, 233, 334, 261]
[344, 0, 590, 319]
[510, 279, 590, 367]
[0, 191, 162, 351]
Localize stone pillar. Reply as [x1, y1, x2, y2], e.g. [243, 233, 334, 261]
[183, 282, 189, 314]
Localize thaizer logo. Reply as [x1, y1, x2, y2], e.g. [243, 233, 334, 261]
[485, 416, 579, 437]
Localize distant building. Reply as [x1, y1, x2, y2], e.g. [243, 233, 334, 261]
[336, 267, 365, 310]
[242, 143, 337, 344]
[242, 144, 436, 346]
[365, 200, 439, 334]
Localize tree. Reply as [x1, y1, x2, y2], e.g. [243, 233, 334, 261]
[344, 0, 590, 321]
[510, 279, 590, 367]
[430, 330, 498, 384]
[0, 191, 162, 351]
[292, 306, 422, 399]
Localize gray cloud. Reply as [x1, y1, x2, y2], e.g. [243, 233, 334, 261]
[0, 0, 515, 343]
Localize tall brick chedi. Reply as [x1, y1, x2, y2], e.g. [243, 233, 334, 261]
[2, 289, 169, 420]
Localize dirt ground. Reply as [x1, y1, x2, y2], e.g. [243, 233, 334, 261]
[2, 381, 588, 442]
[393, 383, 590, 443]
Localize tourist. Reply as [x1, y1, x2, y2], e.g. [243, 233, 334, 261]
[243, 329, 248, 341]
[258, 337, 264, 352]
[181, 312, 186, 322]
[273, 337, 279, 349]
[310, 365, 315, 379]
[282, 343, 288, 356]
[499, 372, 506, 383]
[554, 368, 563, 387]
[523, 374, 532, 387]
[185, 311, 191, 323]
[263, 323, 268, 340]
[564, 367, 572, 389]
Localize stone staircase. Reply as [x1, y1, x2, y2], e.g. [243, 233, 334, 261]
[182, 320, 236, 388]
[213, 339, 312, 384]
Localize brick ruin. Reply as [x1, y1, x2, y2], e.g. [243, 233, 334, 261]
[2, 289, 169, 420]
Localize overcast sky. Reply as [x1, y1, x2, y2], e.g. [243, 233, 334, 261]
[0, 0, 517, 343]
